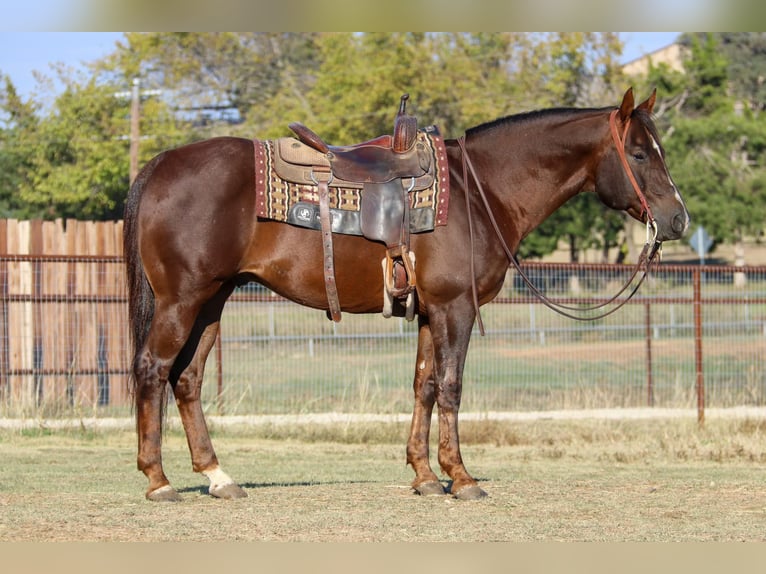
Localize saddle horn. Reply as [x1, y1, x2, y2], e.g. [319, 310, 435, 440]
[393, 94, 417, 153]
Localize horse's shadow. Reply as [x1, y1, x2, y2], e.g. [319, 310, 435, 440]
[177, 479, 381, 495]
[177, 478, 488, 496]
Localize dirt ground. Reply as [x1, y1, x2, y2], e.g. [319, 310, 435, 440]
[3, 416, 766, 542]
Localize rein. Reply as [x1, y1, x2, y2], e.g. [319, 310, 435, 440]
[457, 109, 663, 327]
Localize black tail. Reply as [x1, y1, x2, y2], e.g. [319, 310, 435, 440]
[123, 155, 162, 402]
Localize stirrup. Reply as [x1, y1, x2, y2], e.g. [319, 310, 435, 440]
[381, 251, 416, 321]
[385, 247, 416, 295]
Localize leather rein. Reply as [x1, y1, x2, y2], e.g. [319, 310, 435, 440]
[458, 108, 663, 334]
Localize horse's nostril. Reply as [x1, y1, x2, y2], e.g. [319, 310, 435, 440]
[672, 212, 688, 235]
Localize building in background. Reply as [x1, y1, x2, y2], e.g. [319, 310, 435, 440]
[622, 43, 687, 77]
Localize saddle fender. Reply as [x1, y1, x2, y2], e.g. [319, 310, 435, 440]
[359, 181, 407, 247]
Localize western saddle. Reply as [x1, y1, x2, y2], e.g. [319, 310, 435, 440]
[288, 94, 430, 322]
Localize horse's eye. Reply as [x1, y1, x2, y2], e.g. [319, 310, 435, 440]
[632, 150, 648, 162]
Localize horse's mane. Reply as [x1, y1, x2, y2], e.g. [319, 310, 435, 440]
[466, 105, 659, 143]
[465, 106, 608, 136]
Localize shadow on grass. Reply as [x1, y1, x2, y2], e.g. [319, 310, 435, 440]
[177, 479, 384, 495]
[176, 478, 490, 496]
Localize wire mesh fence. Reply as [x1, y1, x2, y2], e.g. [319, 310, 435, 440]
[2, 254, 763, 419]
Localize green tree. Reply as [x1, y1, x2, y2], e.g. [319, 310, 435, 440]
[649, 33, 766, 262]
[686, 32, 766, 113]
[16, 79, 134, 219]
[0, 76, 41, 218]
[0, 31, 637, 233]
[3, 61, 189, 220]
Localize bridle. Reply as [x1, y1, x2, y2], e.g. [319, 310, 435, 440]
[608, 109, 656, 227]
[458, 108, 663, 334]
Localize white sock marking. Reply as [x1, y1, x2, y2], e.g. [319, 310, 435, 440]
[202, 466, 235, 489]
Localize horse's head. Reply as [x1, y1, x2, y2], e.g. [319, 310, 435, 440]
[596, 88, 690, 243]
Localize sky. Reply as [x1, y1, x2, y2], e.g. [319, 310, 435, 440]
[0, 32, 682, 101]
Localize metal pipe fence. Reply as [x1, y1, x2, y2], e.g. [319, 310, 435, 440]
[1, 255, 764, 420]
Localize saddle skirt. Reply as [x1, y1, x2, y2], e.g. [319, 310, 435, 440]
[253, 126, 450, 237]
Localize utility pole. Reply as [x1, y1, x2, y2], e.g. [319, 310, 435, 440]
[115, 78, 162, 184]
[129, 78, 140, 184]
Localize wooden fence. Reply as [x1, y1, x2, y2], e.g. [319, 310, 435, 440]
[0, 219, 128, 413]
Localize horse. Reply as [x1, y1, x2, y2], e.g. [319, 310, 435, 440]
[123, 88, 689, 502]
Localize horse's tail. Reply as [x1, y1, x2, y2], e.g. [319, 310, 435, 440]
[123, 155, 162, 404]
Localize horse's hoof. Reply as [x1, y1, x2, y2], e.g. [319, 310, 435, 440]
[209, 483, 248, 499]
[146, 484, 183, 502]
[452, 484, 488, 501]
[413, 481, 447, 496]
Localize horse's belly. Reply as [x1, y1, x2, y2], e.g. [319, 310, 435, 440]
[243, 223, 386, 315]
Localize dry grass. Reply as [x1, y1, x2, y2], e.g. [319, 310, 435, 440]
[2, 417, 766, 541]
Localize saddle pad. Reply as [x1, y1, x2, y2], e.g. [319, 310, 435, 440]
[253, 126, 450, 235]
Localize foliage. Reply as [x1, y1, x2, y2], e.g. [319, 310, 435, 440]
[1, 61, 189, 220]
[642, 33, 766, 253]
[0, 77, 41, 218]
[686, 32, 766, 113]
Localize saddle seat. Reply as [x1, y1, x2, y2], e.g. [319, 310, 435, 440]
[288, 94, 427, 185]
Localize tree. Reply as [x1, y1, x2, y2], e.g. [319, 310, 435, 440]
[101, 32, 322, 138]
[647, 33, 766, 262]
[689, 32, 766, 113]
[19, 81, 127, 218]
[2, 61, 189, 220]
[0, 76, 41, 218]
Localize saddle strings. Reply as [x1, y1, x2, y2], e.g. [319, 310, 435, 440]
[457, 133, 662, 324]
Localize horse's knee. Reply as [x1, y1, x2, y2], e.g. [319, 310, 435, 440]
[435, 384, 461, 412]
[413, 361, 435, 401]
[414, 377, 435, 406]
[434, 362, 463, 411]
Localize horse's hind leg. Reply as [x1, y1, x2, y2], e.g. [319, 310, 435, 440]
[134, 298, 202, 501]
[406, 317, 447, 495]
[135, 282, 229, 501]
[171, 284, 247, 499]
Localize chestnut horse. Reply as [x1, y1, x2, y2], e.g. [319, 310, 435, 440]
[124, 88, 689, 501]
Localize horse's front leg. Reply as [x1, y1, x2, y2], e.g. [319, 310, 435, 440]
[406, 317, 447, 495]
[431, 301, 487, 500]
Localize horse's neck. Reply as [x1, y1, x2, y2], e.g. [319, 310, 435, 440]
[469, 112, 607, 243]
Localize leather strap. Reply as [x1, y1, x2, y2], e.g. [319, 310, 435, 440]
[317, 179, 342, 322]
[608, 110, 654, 224]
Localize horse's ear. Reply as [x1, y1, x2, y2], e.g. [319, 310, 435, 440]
[637, 88, 657, 114]
[618, 87, 634, 122]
